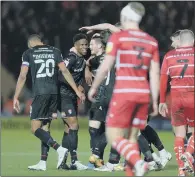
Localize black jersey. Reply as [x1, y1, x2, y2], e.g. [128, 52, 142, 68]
[58, 51, 86, 97]
[22, 45, 63, 97]
[89, 53, 115, 103]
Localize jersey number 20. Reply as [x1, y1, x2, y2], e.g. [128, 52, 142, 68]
[35, 59, 55, 78]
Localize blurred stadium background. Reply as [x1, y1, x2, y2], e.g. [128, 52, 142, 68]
[1, 2, 194, 175]
[2, 1, 194, 127]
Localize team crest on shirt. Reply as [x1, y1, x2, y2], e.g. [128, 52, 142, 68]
[106, 42, 113, 53]
[68, 109, 72, 114]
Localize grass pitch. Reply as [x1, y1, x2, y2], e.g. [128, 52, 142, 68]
[1, 117, 178, 176]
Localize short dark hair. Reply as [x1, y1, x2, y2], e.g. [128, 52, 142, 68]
[28, 34, 42, 43]
[73, 33, 88, 44]
[100, 30, 112, 44]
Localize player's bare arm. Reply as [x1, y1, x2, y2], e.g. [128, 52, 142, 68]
[88, 55, 115, 102]
[13, 65, 29, 113]
[149, 60, 160, 116]
[85, 56, 95, 85]
[159, 74, 169, 117]
[159, 55, 169, 117]
[79, 23, 121, 34]
[58, 62, 86, 102]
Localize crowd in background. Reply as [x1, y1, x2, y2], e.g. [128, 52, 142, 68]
[1, 1, 195, 117]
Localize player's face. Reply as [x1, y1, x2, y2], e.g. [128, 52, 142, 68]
[90, 39, 99, 55]
[76, 39, 88, 56]
[171, 36, 180, 49]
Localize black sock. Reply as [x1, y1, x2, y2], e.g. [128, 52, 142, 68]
[93, 132, 107, 158]
[99, 151, 104, 160]
[34, 128, 60, 150]
[149, 143, 154, 153]
[186, 133, 192, 141]
[89, 127, 100, 153]
[138, 134, 153, 162]
[68, 129, 78, 164]
[108, 147, 120, 164]
[62, 131, 69, 163]
[41, 131, 50, 161]
[141, 125, 164, 151]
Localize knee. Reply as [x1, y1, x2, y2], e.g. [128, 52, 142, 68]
[31, 127, 38, 134]
[41, 122, 51, 132]
[174, 125, 187, 138]
[66, 117, 79, 130]
[89, 120, 101, 129]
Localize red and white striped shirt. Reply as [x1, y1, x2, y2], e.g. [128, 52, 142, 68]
[106, 29, 159, 102]
[160, 47, 194, 102]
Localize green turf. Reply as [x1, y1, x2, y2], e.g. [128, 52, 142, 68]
[1, 117, 178, 176]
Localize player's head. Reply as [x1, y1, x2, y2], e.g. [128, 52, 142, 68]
[120, 2, 145, 29]
[179, 29, 194, 47]
[73, 33, 88, 56]
[90, 36, 105, 55]
[27, 34, 43, 48]
[170, 30, 181, 49]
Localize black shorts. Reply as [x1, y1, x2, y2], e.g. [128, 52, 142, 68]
[30, 94, 57, 120]
[58, 94, 78, 118]
[89, 102, 108, 122]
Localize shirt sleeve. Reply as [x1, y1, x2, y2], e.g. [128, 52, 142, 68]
[22, 51, 30, 67]
[64, 54, 76, 70]
[160, 55, 169, 103]
[56, 50, 64, 64]
[160, 55, 169, 75]
[105, 33, 119, 57]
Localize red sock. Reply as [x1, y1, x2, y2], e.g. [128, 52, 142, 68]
[112, 137, 141, 167]
[174, 137, 184, 168]
[125, 165, 134, 176]
[186, 133, 194, 155]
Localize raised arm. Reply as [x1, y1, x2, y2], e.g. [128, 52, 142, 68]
[79, 23, 121, 34]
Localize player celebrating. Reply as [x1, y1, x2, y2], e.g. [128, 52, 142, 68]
[80, 22, 172, 170]
[58, 33, 88, 170]
[88, 2, 160, 176]
[86, 35, 124, 172]
[159, 29, 194, 176]
[13, 34, 85, 170]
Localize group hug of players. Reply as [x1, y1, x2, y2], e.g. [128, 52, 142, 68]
[13, 2, 194, 176]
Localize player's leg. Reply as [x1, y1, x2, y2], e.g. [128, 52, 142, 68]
[88, 104, 107, 168]
[141, 124, 172, 168]
[171, 96, 187, 176]
[138, 132, 161, 171]
[60, 95, 87, 170]
[28, 95, 68, 170]
[106, 97, 148, 176]
[59, 122, 70, 170]
[28, 120, 52, 171]
[41, 120, 51, 162]
[180, 107, 194, 174]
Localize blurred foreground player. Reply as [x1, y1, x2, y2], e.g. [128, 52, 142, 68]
[88, 2, 160, 176]
[159, 30, 194, 176]
[13, 34, 84, 170]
